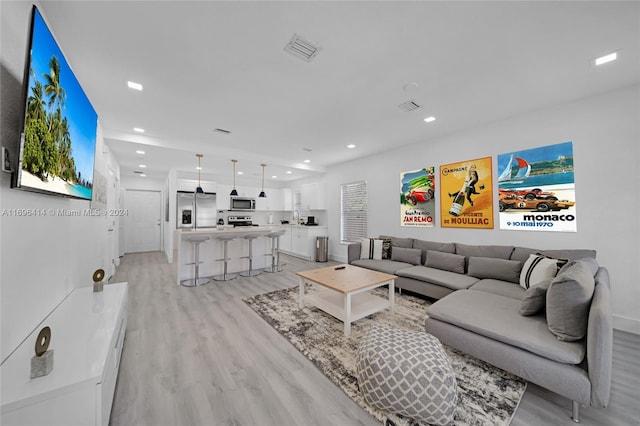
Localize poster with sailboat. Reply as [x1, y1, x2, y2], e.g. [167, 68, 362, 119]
[497, 141, 577, 232]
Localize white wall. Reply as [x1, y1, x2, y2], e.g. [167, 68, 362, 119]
[0, 1, 120, 361]
[324, 85, 640, 334]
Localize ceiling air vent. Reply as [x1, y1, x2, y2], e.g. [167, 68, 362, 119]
[284, 34, 321, 62]
[134, 170, 144, 174]
[214, 128, 231, 135]
[398, 100, 422, 112]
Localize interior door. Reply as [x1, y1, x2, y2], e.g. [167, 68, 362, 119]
[124, 190, 162, 253]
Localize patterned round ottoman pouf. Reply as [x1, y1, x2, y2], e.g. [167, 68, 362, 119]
[356, 324, 458, 425]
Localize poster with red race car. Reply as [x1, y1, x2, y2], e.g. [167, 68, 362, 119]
[400, 167, 435, 227]
[498, 141, 576, 232]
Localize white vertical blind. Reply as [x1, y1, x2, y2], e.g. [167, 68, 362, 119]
[340, 181, 368, 243]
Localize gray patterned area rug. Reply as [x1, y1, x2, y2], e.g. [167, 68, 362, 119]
[244, 285, 527, 426]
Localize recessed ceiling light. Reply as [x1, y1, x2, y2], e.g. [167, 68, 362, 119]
[304, 159, 311, 163]
[238, 171, 243, 175]
[140, 174, 146, 177]
[424, 116, 436, 123]
[195, 166, 202, 170]
[139, 164, 147, 168]
[347, 144, 356, 149]
[134, 127, 145, 133]
[272, 175, 278, 179]
[286, 170, 292, 174]
[127, 81, 143, 91]
[136, 150, 145, 155]
[594, 52, 617, 66]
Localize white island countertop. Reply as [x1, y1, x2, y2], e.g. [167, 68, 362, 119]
[178, 225, 286, 238]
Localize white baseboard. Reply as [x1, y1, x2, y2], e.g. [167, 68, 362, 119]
[613, 315, 640, 335]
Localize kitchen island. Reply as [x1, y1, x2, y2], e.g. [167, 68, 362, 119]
[176, 226, 285, 285]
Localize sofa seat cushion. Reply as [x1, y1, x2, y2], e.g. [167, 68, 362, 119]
[469, 279, 525, 300]
[351, 259, 413, 275]
[426, 290, 585, 364]
[396, 266, 479, 291]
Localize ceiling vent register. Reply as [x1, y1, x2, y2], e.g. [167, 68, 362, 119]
[284, 34, 321, 62]
[398, 100, 422, 112]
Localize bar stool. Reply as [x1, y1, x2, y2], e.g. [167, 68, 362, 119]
[212, 235, 237, 281]
[263, 229, 285, 273]
[181, 236, 210, 287]
[240, 233, 263, 277]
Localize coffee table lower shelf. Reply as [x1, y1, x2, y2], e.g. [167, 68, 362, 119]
[305, 290, 392, 327]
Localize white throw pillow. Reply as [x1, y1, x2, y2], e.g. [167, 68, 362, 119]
[360, 238, 383, 260]
[519, 254, 562, 289]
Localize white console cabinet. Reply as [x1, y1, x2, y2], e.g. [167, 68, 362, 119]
[1, 282, 128, 426]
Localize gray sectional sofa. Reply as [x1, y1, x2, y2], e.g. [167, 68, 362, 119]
[347, 236, 612, 422]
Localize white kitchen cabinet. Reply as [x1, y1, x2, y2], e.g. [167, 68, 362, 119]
[217, 184, 231, 210]
[267, 188, 283, 211]
[300, 182, 326, 210]
[283, 188, 293, 211]
[1, 283, 128, 426]
[279, 227, 292, 253]
[280, 225, 328, 260]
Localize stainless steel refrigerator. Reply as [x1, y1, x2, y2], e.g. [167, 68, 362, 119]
[176, 191, 217, 229]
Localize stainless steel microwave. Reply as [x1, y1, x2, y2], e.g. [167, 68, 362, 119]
[230, 197, 256, 211]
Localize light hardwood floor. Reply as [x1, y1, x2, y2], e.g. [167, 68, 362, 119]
[109, 251, 639, 426]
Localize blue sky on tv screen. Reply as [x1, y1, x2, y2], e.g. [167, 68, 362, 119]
[28, 8, 97, 185]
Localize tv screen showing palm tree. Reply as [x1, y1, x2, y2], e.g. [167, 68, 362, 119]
[15, 6, 98, 201]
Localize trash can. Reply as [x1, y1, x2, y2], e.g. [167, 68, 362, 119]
[316, 236, 328, 262]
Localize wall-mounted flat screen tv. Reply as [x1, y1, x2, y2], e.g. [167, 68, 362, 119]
[13, 6, 98, 201]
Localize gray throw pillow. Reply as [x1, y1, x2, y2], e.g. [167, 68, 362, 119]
[425, 250, 465, 274]
[546, 260, 596, 341]
[391, 247, 422, 265]
[519, 279, 552, 316]
[467, 257, 522, 283]
[413, 239, 456, 264]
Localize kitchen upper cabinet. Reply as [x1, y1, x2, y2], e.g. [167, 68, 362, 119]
[300, 182, 326, 210]
[267, 188, 283, 211]
[283, 188, 293, 211]
[217, 184, 231, 210]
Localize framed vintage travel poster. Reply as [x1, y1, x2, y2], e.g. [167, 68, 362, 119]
[439, 157, 493, 229]
[498, 141, 576, 232]
[400, 167, 435, 227]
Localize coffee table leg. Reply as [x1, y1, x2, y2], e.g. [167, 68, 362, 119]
[389, 280, 395, 314]
[344, 293, 352, 337]
[299, 277, 305, 309]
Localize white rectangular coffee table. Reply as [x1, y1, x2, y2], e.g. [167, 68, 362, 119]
[296, 264, 396, 336]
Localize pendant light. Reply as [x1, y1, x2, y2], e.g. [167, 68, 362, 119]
[195, 154, 204, 194]
[259, 163, 267, 198]
[230, 159, 238, 196]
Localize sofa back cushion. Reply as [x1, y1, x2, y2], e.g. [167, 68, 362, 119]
[413, 239, 456, 264]
[543, 249, 597, 260]
[425, 250, 466, 274]
[391, 247, 422, 265]
[455, 243, 515, 260]
[380, 236, 413, 249]
[512, 246, 597, 262]
[546, 259, 596, 341]
[467, 257, 522, 284]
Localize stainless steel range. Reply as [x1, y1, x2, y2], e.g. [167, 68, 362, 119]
[227, 215, 253, 227]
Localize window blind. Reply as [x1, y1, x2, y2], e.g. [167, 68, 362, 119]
[340, 181, 368, 243]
